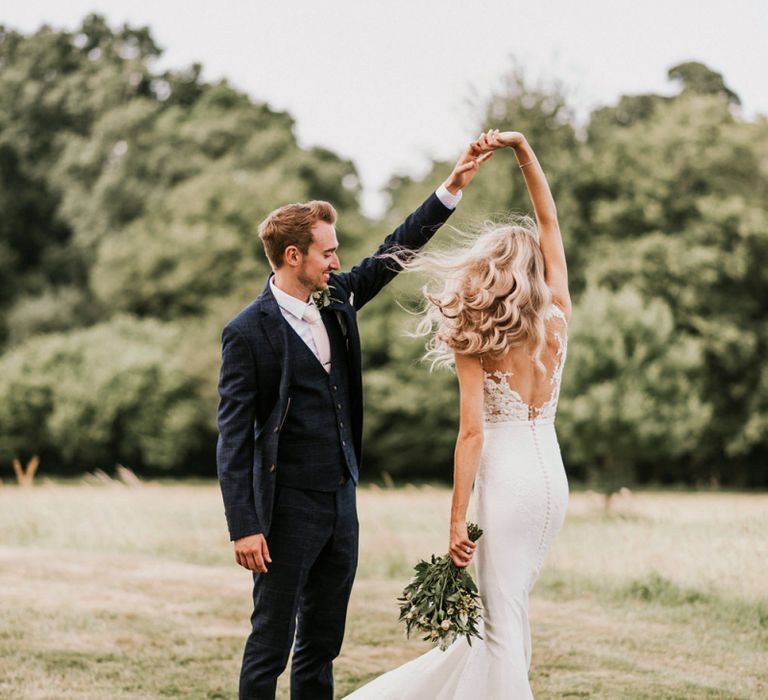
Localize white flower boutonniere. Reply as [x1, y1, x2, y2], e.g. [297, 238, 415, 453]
[312, 285, 338, 309]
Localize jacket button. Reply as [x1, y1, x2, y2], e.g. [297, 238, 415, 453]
[270, 464, 276, 472]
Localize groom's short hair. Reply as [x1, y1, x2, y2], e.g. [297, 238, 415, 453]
[258, 200, 337, 268]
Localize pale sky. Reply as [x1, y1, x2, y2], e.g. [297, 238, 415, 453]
[2, 0, 767, 216]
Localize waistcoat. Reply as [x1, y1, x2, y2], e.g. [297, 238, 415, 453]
[275, 309, 357, 490]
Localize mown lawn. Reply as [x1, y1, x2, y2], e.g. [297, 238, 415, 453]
[0, 480, 765, 699]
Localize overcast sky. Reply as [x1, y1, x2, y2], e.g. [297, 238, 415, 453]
[2, 0, 767, 215]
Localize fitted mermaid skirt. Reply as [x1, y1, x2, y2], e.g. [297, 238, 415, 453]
[344, 418, 569, 699]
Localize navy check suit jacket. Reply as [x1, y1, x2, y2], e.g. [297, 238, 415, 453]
[216, 192, 454, 540]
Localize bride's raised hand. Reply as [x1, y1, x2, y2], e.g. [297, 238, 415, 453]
[487, 129, 525, 149]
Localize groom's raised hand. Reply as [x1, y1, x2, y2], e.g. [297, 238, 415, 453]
[234, 533, 272, 573]
[441, 130, 496, 195]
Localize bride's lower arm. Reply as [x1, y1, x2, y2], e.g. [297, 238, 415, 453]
[451, 433, 483, 523]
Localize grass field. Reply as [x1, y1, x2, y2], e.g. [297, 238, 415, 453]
[0, 479, 766, 699]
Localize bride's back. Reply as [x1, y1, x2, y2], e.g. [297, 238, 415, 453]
[481, 304, 567, 423]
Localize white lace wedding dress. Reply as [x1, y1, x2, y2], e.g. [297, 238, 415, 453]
[344, 305, 569, 700]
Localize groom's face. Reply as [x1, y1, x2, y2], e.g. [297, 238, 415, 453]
[298, 220, 340, 291]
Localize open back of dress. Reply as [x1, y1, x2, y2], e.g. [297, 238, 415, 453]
[482, 304, 568, 424]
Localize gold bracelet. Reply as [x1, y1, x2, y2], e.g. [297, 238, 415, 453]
[518, 160, 534, 168]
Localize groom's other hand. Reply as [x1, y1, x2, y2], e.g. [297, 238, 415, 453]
[441, 131, 495, 195]
[234, 533, 272, 573]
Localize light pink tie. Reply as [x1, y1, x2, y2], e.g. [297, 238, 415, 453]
[302, 304, 331, 373]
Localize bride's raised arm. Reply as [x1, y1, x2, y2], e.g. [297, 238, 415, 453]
[486, 130, 571, 319]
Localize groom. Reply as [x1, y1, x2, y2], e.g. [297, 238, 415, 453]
[216, 137, 491, 700]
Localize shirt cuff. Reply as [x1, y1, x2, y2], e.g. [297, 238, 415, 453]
[435, 184, 463, 210]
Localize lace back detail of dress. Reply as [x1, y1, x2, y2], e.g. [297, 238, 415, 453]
[482, 304, 567, 423]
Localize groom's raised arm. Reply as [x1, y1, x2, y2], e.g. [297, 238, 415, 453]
[336, 137, 493, 310]
[337, 189, 454, 310]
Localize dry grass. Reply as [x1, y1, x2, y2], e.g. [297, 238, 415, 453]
[0, 481, 765, 698]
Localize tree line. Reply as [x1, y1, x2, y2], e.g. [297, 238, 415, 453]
[1, 16, 766, 487]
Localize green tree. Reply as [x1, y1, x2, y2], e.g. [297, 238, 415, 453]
[574, 85, 768, 482]
[668, 61, 741, 105]
[557, 285, 711, 495]
[0, 14, 195, 338]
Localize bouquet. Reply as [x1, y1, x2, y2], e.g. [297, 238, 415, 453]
[397, 522, 484, 651]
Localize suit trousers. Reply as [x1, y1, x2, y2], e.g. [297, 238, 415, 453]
[239, 479, 358, 700]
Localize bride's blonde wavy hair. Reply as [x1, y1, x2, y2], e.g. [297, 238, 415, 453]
[390, 217, 552, 370]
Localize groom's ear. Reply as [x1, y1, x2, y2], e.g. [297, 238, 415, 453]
[283, 245, 302, 268]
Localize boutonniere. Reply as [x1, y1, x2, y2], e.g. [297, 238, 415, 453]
[312, 285, 339, 309]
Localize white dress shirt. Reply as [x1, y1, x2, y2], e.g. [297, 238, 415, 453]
[269, 184, 461, 359]
[270, 277, 324, 360]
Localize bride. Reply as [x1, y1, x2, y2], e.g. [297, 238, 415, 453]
[345, 129, 571, 699]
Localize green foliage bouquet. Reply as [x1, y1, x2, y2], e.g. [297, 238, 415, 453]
[397, 522, 484, 651]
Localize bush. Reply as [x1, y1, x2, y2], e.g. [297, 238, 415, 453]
[0, 316, 214, 474]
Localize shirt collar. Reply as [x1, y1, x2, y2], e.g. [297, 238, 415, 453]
[270, 276, 313, 321]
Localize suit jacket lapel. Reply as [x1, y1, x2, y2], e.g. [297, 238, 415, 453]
[325, 298, 362, 392]
[328, 292, 353, 338]
[258, 276, 288, 366]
